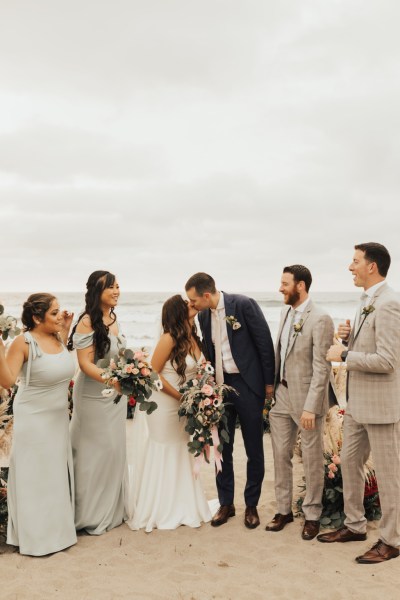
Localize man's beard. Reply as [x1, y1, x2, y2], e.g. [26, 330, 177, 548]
[285, 289, 300, 306]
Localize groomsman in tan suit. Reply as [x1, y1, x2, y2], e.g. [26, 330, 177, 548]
[318, 243, 400, 564]
[266, 265, 334, 540]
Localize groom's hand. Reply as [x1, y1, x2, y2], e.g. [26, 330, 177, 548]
[265, 384, 274, 401]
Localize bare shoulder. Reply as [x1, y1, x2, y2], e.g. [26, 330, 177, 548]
[155, 333, 174, 350]
[75, 314, 94, 334]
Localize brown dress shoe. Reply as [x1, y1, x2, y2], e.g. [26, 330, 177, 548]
[265, 512, 294, 532]
[302, 520, 320, 540]
[356, 540, 400, 564]
[211, 505, 235, 527]
[244, 506, 260, 529]
[317, 526, 367, 543]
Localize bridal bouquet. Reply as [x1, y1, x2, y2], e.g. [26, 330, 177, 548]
[0, 305, 21, 341]
[99, 348, 162, 414]
[178, 360, 234, 473]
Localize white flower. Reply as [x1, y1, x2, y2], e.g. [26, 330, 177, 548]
[155, 379, 163, 390]
[204, 363, 214, 374]
[102, 388, 115, 397]
[192, 379, 198, 386]
[232, 322, 241, 330]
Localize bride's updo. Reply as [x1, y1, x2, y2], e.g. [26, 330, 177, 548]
[21, 293, 56, 331]
[162, 295, 202, 384]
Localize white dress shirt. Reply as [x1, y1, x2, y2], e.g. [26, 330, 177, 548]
[211, 292, 239, 374]
[280, 297, 310, 380]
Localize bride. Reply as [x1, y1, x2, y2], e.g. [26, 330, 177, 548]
[126, 294, 211, 532]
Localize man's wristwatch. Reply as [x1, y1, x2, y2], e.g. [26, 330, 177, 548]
[340, 350, 348, 362]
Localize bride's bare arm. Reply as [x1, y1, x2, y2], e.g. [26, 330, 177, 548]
[151, 334, 181, 401]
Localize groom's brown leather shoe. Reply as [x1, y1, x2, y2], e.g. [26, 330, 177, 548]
[211, 505, 235, 527]
[317, 526, 367, 543]
[244, 506, 260, 529]
[355, 540, 400, 564]
[302, 520, 320, 540]
[265, 512, 294, 532]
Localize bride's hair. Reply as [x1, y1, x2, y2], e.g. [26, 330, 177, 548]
[67, 270, 117, 358]
[162, 295, 202, 384]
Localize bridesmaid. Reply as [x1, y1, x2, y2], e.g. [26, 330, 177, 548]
[68, 271, 127, 535]
[0, 293, 77, 556]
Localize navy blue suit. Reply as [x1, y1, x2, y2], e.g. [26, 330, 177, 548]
[198, 293, 275, 507]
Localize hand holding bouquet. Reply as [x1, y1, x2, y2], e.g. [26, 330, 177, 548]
[0, 305, 21, 341]
[99, 348, 162, 414]
[178, 360, 236, 473]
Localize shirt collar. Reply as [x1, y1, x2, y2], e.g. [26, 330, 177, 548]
[364, 280, 385, 300]
[211, 291, 224, 312]
[291, 297, 310, 314]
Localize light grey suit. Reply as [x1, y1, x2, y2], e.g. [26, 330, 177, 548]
[269, 300, 334, 520]
[342, 283, 400, 547]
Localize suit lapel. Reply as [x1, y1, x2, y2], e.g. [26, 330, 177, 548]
[223, 292, 234, 349]
[285, 301, 313, 360]
[350, 283, 387, 348]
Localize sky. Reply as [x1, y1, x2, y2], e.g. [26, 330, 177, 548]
[0, 0, 399, 292]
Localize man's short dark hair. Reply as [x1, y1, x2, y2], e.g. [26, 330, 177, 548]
[185, 272, 216, 295]
[354, 242, 391, 277]
[283, 265, 312, 292]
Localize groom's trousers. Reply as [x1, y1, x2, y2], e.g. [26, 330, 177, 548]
[217, 372, 265, 507]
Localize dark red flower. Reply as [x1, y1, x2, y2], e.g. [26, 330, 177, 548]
[129, 396, 136, 407]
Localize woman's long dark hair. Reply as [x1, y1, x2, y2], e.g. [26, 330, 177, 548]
[161, 295, 202, 384]
[67, 271, 117, 358]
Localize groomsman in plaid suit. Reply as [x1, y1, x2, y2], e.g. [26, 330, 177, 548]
[266, 265, 334, 540]
[318, 243, 400, 564]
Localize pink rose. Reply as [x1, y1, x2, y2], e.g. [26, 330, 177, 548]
[125, 364, 133, 374]
[134, 351, 144, 360]
[328, 463, 338, 472]
[132, 368, 139, 375]
[332, 454, 341, 465]
[141, 367, 150, 377]
[327, 471, 335, 479]
[201, 384, 213, 396]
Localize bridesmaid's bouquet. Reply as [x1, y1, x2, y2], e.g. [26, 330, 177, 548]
[99, 348, 162, 414]
[0, 305, 21, 341]
[178, 360, 234, 473]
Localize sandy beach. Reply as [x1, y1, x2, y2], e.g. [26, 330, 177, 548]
[1, 423, 399, 600]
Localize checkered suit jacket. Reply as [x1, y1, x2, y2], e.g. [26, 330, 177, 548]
[346, 283, 400, 424]
[274, 300, 334, 416]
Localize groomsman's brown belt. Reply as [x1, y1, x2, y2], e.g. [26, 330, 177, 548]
[280, 379, 288, 388]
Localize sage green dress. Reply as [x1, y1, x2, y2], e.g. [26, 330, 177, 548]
[7, 333, 77, 556]
[70, 327, 128, 535]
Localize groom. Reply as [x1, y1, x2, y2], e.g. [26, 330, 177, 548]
[185, 273, 275, 529]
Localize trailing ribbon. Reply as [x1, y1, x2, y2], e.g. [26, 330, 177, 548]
[211, 426, 223, 473]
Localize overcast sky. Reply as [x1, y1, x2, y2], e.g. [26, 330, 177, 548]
[1, 0, 399, 293]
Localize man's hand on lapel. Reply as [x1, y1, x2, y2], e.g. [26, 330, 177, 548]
[300, 410, 315, 430]
[326, 337, 345, 362]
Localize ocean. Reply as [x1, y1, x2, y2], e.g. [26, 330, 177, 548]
[0, 291, 363, 349]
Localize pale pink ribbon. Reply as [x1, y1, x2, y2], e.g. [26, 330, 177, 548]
[193, 427, 223, 477]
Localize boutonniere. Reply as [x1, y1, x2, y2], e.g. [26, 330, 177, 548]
[225, 315, 241, 330]
[362, 305, 375, 316]
[293, 319, 304, 337]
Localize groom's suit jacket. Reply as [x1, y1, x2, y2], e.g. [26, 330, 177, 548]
[346, 283, 400, 424]
[274, 300, 334, 417]
[197, 293, 275, 400]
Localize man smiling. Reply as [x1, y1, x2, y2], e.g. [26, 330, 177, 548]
[319, 243, 400, 564]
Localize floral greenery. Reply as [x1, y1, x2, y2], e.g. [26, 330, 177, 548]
[178, 361, 233, 460]
[296, 452, 381, 529]
[99, 347, 161, 413]
[0, 305, 21, 341]
[0, 468, 8, 534]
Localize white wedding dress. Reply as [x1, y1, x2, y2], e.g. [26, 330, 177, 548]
[126, 354, 211, 532]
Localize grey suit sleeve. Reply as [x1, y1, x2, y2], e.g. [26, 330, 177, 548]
[303, 314, 335, 414]
[347, 300, 400, 373]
